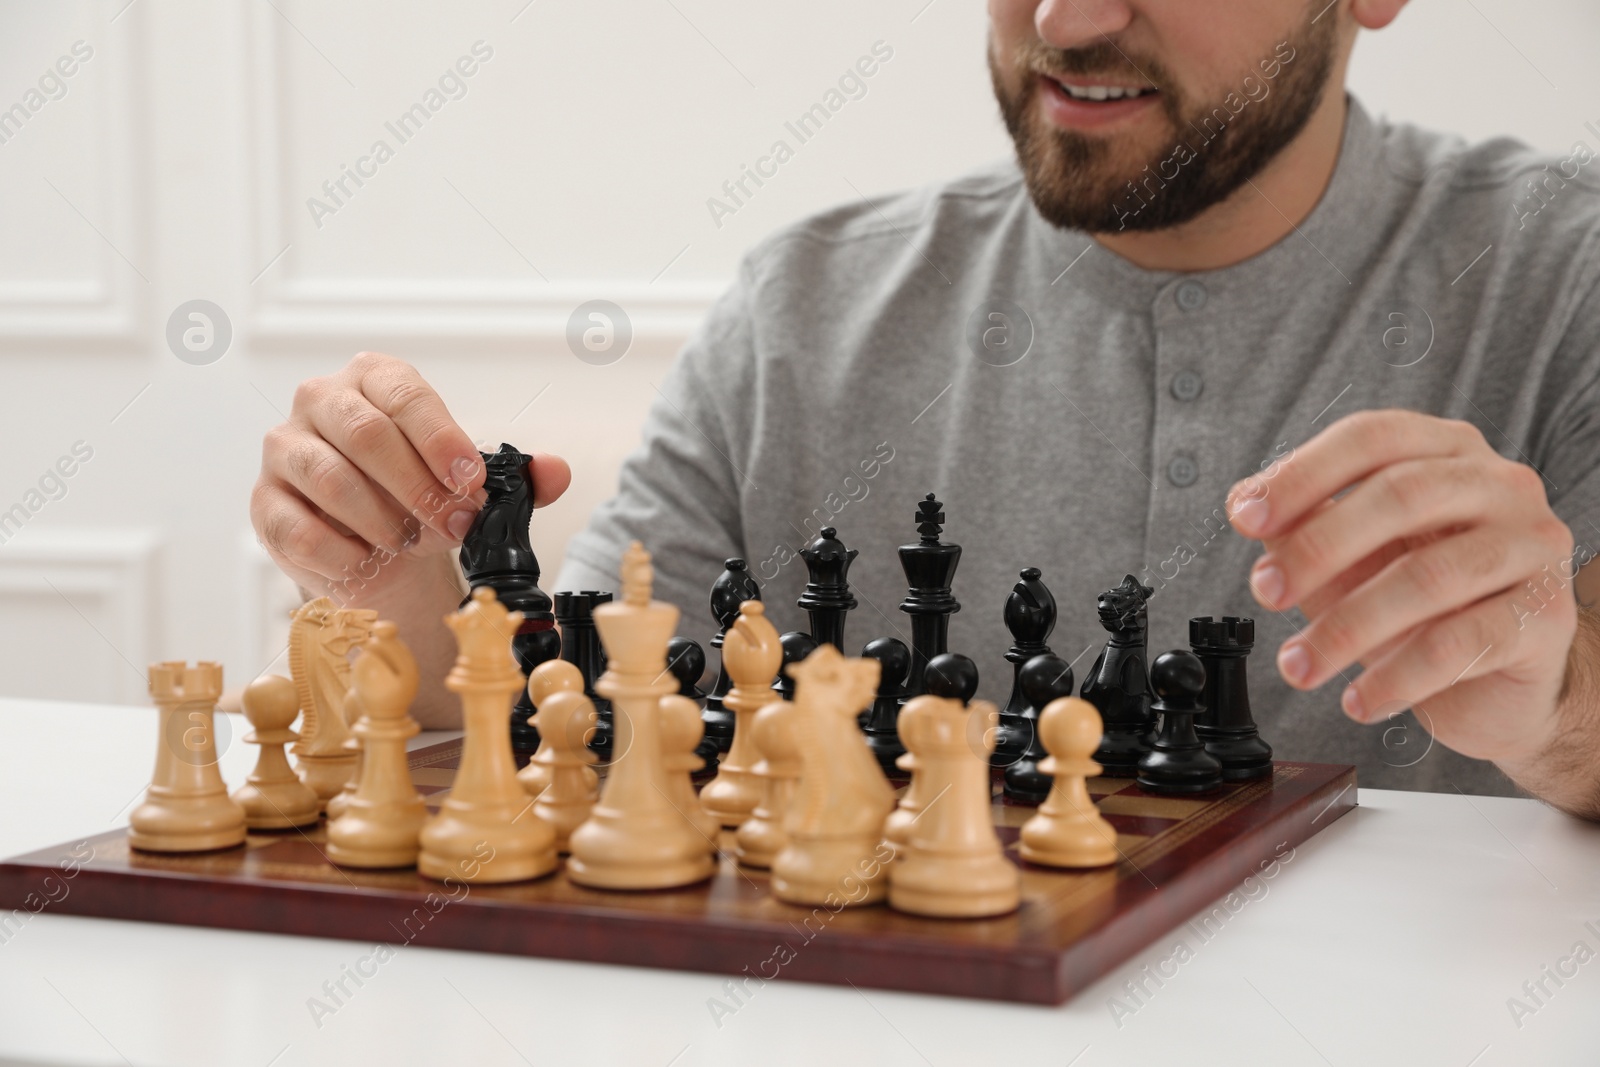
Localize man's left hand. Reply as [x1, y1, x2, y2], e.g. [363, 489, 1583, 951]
[1226, 409, 1589, 778]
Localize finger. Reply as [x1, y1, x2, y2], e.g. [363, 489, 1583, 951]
[1250, 457, 1498, 612]
[305, 387, 483, 543]
[353, 355, 484, 495]
[1276, 522, 1563, 690]
[251, 479, 373, 583]
[1228, 410, 1486, 540]
[265, 425, 416, 555]
[530, 452, 572, 507]
[1336, 588, 1531, 726]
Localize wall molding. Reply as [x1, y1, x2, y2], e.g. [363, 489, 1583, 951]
[244, 5, 720, 345]
[0, 2, 145, 348]
[0, 527, 159, 703]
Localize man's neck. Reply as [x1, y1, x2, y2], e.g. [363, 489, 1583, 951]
[1093, 92, 1350, 274]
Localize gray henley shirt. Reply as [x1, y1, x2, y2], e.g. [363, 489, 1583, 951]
[556, 96, 1600, 798]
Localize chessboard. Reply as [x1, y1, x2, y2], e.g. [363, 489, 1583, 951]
[0, 739, 1355, 1006]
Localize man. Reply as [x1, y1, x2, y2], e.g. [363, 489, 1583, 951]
[251, 0, 1600, 817]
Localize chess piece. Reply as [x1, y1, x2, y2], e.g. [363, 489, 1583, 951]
[556, 591, 614, 758]
[735, 698, 800, 869]
[517, 659, 590, 798]
[418, 588, 559, 884]
[889, 692, 1020, 918]
[897, 494, 962, 698]
[460, 443, 562, 752]
[774, 631, 819, 702]
[231, 674, 320, 830]
[324, 704, 362, 823]
[328, 622, 428, 868]
[1191, 616, 1273, 781]
[700, 601, 782, 828]
[881, 650, 939, 857]
[797, 526, 858, 650]
[858, 637, 910, 775]
[1019, 697, 1119, 868]
[567, 543, 717, 889]
[772, 645, 895, 906]
[289, 597, 378, 807]
[994, 568, 1056, 768]
[129, 662, 247, 853]
[704, 558, 761, 754]
[1004, 654, 1076, 803]
[1136, 651, 1224, 795]
[1081, 575, 1156, 776]
[668, 636, 719, 775]
[658, 693, 721, 843]
[529, 689, 600, 853]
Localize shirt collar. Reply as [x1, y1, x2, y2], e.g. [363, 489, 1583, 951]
[1031, 94, 1382, 312]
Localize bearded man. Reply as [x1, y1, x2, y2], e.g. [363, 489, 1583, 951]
[252, 0, 1600, 816]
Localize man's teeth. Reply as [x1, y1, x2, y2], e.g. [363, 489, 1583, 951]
[1058, 82, 1154, 101]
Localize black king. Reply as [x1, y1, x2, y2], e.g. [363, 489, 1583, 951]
[897, 494, 962, 699]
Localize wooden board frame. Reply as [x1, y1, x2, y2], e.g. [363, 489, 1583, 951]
[0, 743, 1355, 1005]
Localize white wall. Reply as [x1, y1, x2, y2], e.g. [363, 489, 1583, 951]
[0, 0, 1594, 703]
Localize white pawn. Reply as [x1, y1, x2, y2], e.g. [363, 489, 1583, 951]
[735, 699, 799, 869]
[1019, 697, 1119, 868]
[530, 689, 600, 853]
[881, 748, 926, 859]
[660, 694, 722, 845]
[889, 695, 1020, 919]
[232, 674, 320, 830]
[518, 659, 592, 799]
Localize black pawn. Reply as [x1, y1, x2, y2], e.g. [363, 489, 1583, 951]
[667, 636, 719, 776]
[1003, 654, 1076, 803]
[994, 568, 1056, 769]
[1136, 650, 1223, 796]
[897, 494, 962, 699]
[774, 631, 819, 702]
[1190, 617, 1272, 781]
[924, 652, 979, 703]
[459, 443, 560, 752]
[859, 637, 911, 776]
[797, 527, 858, 651]
[555, 591, 613, 757]
[704, 558, 761, 754]
[1081, 574, 1156, 776]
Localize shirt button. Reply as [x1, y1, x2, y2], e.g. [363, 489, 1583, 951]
[1176, 281, 1207, 311]
[1171, 370, 1204, 402]
[1167, 454, 1199, 487]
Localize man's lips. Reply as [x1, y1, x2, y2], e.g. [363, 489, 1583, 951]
[1036, 73, 1161, 130]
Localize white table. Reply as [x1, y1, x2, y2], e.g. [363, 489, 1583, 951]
[1, 697, 1597, 1067]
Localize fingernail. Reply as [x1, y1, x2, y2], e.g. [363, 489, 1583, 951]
[447, 508, 476, 541]
[1341, 685, 1365, 722]
[1278, 640, 1311, 686]
[1251, 561, 1285, 607]
[447, 455, 482, 493]
[1230, 495, 1269, 536]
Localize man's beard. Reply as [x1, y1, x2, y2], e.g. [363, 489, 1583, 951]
[989, 11, 1338, 234]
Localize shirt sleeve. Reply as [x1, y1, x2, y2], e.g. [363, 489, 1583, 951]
[1535, 273, 1600, 561]
[553, 257, 758, 624]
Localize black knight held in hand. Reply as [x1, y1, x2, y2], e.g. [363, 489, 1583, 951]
[459, 443, 560, 751]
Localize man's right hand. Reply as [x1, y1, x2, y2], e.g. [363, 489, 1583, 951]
[251, 351, 571, 603]
[251, 352, 571, 727]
